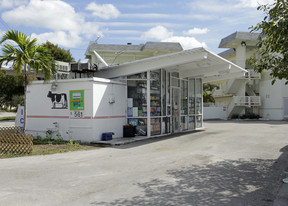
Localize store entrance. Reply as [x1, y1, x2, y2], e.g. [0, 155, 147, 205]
[172, 87, 180, 133]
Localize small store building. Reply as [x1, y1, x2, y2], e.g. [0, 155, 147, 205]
[26, 47, 246, 142]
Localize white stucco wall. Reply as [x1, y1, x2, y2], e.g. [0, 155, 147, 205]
[26, 78, 126, 142]
[259, 72, 288, 120]
[203, 106, 227, 120]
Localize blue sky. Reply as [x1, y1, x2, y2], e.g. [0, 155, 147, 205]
[0, 0, 274, 62]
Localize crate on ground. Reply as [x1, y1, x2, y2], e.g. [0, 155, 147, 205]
[101, 132, 114, 141]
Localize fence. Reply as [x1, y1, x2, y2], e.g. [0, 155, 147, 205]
[0, 127, 33, 154]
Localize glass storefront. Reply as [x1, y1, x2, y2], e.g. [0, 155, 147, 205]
[150, 70, 161, 135]
[127, 69, 202, 137]
[127, 72, 148, 136]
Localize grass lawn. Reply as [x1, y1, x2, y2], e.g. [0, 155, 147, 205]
[0, 116, 16, 121]
[0, 115, 101, 158]
[0, 143, 101, 159]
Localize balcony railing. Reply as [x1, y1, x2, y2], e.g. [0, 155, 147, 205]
[242, 70, 261, 79]
[233, 96, 261, 107]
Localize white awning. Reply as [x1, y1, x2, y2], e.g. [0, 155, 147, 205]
[94, 47, 247, 82]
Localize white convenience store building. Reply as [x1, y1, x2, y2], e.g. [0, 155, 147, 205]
[26, 43, 246, 142]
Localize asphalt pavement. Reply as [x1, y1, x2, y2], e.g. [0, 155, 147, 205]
[0, 112, 16, 127]
[0, 120, 288, 206]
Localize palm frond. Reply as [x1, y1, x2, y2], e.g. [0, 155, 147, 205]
[0, 30, 55, 81]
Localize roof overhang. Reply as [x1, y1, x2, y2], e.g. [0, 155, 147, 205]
[94, 47, 247, 83]
[219, 31, 262, 48]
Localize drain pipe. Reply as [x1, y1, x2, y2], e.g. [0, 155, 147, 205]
[93, 50, 108, 67]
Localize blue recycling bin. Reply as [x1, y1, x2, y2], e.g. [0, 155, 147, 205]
[101, 132, 114, 141]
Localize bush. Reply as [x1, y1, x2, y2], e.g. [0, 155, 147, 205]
[231, 114, 240, 119]
[240, 113, 261, 119]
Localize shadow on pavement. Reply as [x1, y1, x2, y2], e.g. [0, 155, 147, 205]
[92, 145, 288, 206]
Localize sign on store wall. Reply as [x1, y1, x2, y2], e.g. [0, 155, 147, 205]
[69, 90, 84, 118]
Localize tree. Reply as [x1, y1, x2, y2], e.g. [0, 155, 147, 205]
[0, 30, 56, 130]
[42, 41, 74, 62]
[203, 83, 218, 103]
[0, 71, 24, 110]
[249, 0, 288, 84]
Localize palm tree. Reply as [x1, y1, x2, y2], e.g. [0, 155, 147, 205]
[0, 30, 56, 131]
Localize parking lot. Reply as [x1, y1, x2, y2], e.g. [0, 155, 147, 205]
[0, 120, 288, 206]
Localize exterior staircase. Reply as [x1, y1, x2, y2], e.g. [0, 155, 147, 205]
[225, 70, 261, 118]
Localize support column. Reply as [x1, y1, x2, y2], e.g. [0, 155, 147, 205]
[147, 71, 151, 137]
[235, 44, 246, 69]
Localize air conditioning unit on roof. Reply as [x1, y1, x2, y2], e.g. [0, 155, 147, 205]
[70, 63, 97, 72]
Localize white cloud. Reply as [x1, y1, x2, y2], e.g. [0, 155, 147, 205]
[86, 2, 120, 20]
[1, 0, 102, 48]
[141, 26, 207, 50]
[235, 0, 275, 8]
[121, 13, 173, 19]
[162, 36, 207, 50]
[0, 0, 27, 9]
[2, 0, 83, 32]
[183, 27, 210, 35]
[187, 0, 234, 13]
[120, 3, 162, 9]
[141, 26, 173, 40]
[31, 31, 82, 47]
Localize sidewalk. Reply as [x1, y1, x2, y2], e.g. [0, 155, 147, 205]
[91, 131, 198, 146]
[0, 112, 16, 127]
[0, 112, 16, 118]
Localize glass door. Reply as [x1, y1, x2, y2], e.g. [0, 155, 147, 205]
[172, 87, 180, 133]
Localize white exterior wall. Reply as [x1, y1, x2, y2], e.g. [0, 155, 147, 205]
[91, 82, 126, 141]
[26, 78, 126, 142]
[259, 72, 288, 120]
[203, 106, 227, 120]
[235, 45, 247, 99]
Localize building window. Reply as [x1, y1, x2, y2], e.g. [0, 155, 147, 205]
[195, 78, 203, 128]
[188, 78, 195, 129]
[150, 69, 161, 135]
[127, 72, 147, 136]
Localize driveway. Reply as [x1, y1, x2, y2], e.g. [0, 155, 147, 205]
[0, 120, 288, 206]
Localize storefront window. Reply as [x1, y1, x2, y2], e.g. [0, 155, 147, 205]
[189, 79, 195, 115]
[150, 70, 161, 117]
[188, 78, 195, 129]
[171, 72, 179, 78]
[127, 71, 203, 136]
[195, 78, 203, 129]
[127, 72, 147, 135]
[162, 69, 166, 116]
[150, 70, 161, 136]
[196, 115, 202, 128]
[181, 80, 188, 115]
[195, 79, 202, 116]
[151, 118, 161, 136]
[189, 116, 195, 130]
[171, 77, 180, 87]
[181, 116, 188, 131]
[167, 72, 171, 115]
[162, 117, 170, 134]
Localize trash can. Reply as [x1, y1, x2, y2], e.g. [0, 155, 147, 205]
[101, 132, 114, 141]
[123, 125, 136, 137]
